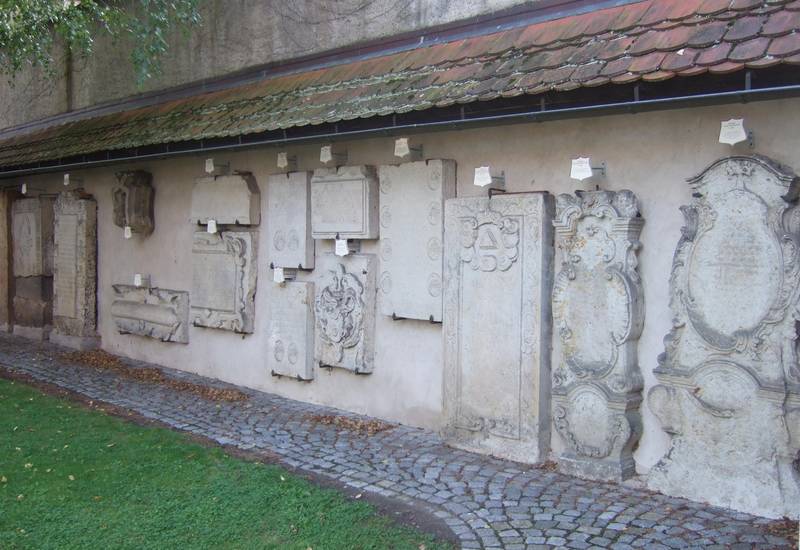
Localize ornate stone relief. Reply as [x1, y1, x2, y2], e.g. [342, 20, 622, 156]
[551, 190, 644, 482]
[111, 285, 189, 343]
[113, 171, 154, 236]
[191, 231, 257, 333]
[442, 195, 554, 464]
[314, 254, 376, 374]
[268, 171, 314, 269]
[268, 281, 314, 380]
[310, 165, 379, 239]
[648, 155, 800, 519]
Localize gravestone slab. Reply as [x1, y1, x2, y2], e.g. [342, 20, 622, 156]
[191, 231, 257, 333]
[13, 276, 52, 328]
[648, 155, 800, 519]
[443, 194, 554, 464]
[314, 253, 376, 374]
[377, 160, 456, 322]
[311, 165, 379, 239]
[267, 281, 314, 380]
[551, 190, 644, 482]
[191, 174, 260, 225]
[12, 197, 54, 277]
[113, 171, 155, 236]
[51, 191, 98, 350]
[111, 284, 189, 343]
[268, 172, 314, 269]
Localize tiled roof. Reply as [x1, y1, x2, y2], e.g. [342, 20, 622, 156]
[1, 0, 800, 169]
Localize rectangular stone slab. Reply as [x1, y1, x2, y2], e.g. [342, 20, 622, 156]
[310, 165, 379, 239]
[12, 197, 54, 277]
[190, 174, 261, 226]
[443, 194, 554, 464]
[377, 159, 455, 322]
[268, 171, 314, 269]
[111, 284, 189, 343]
[267, 281, 314, 380]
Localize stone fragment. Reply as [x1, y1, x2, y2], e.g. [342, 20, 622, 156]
[190, 230, 257, 333]
[648, 155, 800, 519]
[12, 197, 54, 277]
[111, 284, 189, 343]
[267, 281, 314, 380]
[311, 165, 379, 239]
[190, 173, 260, 226]
[268, 171, 314, 269]
[377, 159, 456, 322]
[442, 194, 554, 463]
[314, 253, 376, 374]
[113, 170, 155, 236]
[551, 190, 644, 482]
[51, 191, 99, 350]
[12, 276, 51, 329]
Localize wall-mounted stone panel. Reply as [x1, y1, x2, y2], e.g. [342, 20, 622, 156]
[113, 170, 154, 236]
[268, 281, 314, 380]
[12, 197, 54, 277]
[268, 171, 314, 269]
[111, 284, 189, 343]
[191, 173, 260, 225]
[311, 165, 379, 239]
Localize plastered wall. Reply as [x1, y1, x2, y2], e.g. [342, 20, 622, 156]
[11, 97, 800, 473]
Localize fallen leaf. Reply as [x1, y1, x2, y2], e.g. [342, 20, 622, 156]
[16, 494, 23, 500]
[68, 475, 75, 481]
[1, 476, 7, 483]
[355, 493, 362, 499]
[24, 463, 32, 469]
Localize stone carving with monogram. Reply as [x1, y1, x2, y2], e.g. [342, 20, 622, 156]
[648, 155, 800, 519]
[551, 190, 644, 482]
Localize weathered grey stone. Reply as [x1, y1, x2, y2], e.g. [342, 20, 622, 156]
[113, 170, 155, 236]
[190, 173, 260, 225]
[311, 165, 379, 239]
[442, 194, 554, 463]
[111, 284, 189, 343]
[51, 191, 98, 349]
[12, 197, 54, 277]
[267, 281, 314, 380]
[551, 190, 644, 482]
[190, 230, 257, 333]
[377, 159, 455, 322]
[12, 276, 52, 328]
[268, 171, 314, 269]
[314, 253, 376, 374]
[648, 155, 800, 519]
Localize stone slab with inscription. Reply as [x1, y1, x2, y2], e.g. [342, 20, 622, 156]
[377, 160, 455, 322]
[442, 194, 554, 464]
[648, 156, 800, 519]
[111, 284, 189, 343]
[191, 231, 257, 334]
[311, 165, 379, 239]
[314, 253, 376, 374]
[113, 171, 155, 236]
[191, 173, 260, 226]
[268, 172, 314, 269]
[12, 197, 54, 277]
[268, 281, 314, 380]
[13, 276, 52, 328]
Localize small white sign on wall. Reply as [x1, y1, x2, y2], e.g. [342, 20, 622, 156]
[206, 219, 217, 234]
[205, 158, 215, 174]
[335, 238, 350, 257]
[123, 225, 133, 239]
[570, 157, 593, 181]
[719, 119, 747, 146]
[273, 266, 285, 283]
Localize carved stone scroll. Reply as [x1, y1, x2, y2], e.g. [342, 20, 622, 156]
[268, 281, 314, 380]
[113, 171, 155, 236]
[268, 171, 314, 269]
[443, 194, 554, 464]
[551, 190, 644, 481]
[648, 155, 800, 519]
[191, 231, 257, 333]
[310, 165, 379, 239]
[111, 285, 189, 343]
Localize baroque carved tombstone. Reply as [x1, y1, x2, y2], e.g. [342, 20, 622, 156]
[377, 159, 456, 322]
[113, 171, 155, 236]
[314, 254, 376, 374]
[310, 165, 379, 239]
[268, 281, 315, 380]
[268, 172, 314, 269]
[191, 231, 257, 333]
[648, 155, 800, 519]
[111, 284, 190, 343]
[551, 190, 644, 481]
[191, 173, 260, 226]
[51, 191, 99, 350]
[443, 194, 554, 463]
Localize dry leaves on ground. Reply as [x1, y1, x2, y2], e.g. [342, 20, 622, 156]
[305, 414, 393, 436]
[765, 517, 798, 546]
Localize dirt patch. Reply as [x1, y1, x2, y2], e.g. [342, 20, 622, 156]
[60, 350, 248, 402]
[305, 413, 393, 436]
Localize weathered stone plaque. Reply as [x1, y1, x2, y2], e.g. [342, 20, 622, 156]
[113, 171, 155, 236]
[13, 276, 52, 332]
[377, 159, 455, 322]
[191, 231, 257, 333]
[268, 281, 314, 380]
[443, 194, 554, 463]
[314, 253, 376, 374]
[551, 190, 644, 481]
[191, 173, 260, 226]
[311, 165, 379, 239]
[51, 191, 98, 349]
[12, 197, 54, 277]
[111, 284, 189, 343]
[268, 172, 314, 269]
[648, 155, 800, 519]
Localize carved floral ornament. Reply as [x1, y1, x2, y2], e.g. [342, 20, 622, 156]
[459, 205, 521, 272]
[314, 263, 365, 363]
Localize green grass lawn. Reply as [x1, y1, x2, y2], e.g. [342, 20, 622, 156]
[0, 378, 451, 549]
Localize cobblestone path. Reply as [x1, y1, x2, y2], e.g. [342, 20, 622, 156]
[0, 334, 794, 549]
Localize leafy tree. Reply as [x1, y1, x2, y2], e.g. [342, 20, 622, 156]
[0, 0, 202, 84]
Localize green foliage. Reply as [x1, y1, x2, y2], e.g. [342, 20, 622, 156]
[0, 1, 202, 84]
[0, 379, 451, 549]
